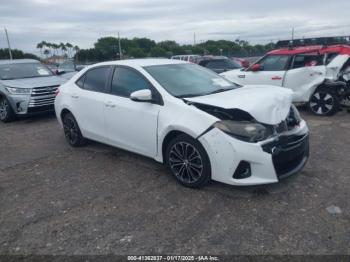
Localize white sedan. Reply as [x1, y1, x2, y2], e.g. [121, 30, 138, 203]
[54, 59, 309, 188]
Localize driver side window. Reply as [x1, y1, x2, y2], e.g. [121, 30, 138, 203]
[111, 67, 151, 97]
[256, 55, 290, 71]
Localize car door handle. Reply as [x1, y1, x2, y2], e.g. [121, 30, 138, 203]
[238, 75, 245, 78]
[271, 76, 282, 80]
[105, 101, 116, 108]
[71, 94, 79, 98]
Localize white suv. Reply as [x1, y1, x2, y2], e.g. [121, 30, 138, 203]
[55, 59, 309, 188]
[221, 45, 350, 116]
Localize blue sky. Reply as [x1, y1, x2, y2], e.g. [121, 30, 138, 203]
[1, 0, 350, 55]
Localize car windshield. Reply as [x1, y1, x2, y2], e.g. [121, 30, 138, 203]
[144, 63, 238, 98]
[0, 63, 53, 80]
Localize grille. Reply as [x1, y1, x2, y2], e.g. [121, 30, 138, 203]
[29, 85, 58, 108]
[262, 134, 309, 178]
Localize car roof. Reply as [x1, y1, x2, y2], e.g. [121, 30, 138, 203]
[268, 45, 350, 55]
[94, 58, 188, 67]
[0, 59, 40, 65]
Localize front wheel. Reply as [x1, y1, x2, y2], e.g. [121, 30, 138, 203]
[0, 97, 15, 123]
[165, 134, 211, 188]
[308, 89, 339, 116]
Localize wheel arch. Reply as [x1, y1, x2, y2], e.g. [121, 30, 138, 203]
[161, 130, 192, 164]
[60, 108, 72, 121]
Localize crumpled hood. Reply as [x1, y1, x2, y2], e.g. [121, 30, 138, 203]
[0, 75, 66, 88]
[185, 85, 293, 125]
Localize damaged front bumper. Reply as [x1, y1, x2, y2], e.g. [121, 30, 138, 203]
[198, 119, 309, 186]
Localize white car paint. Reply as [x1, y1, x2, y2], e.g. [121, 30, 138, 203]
[185, 86, 293, 125]
[55, 59, 309, 186]
[221, 54, 349, 103]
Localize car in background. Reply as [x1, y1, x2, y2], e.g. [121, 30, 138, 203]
[0, 59, 66, 122]
[199, 58, 241, 73]
[55, 59, 309, 188]
[233, 57, 250, 68]
[46, 64, 59, 74]
[57, 60, 87, 80]
[221, 42, 350, 116]
[171, 55, 202, 63]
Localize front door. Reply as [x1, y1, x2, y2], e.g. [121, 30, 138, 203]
[104, 66, 160, 157]
[241, 55, 290, 86]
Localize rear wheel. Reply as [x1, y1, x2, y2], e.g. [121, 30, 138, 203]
[0, 97, 15, 123]
[308, 89, 339, 116]
[62, 112, 86, 147]
[165, 134, 211, 188]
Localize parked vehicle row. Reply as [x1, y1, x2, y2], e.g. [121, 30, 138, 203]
[55, 59, 309, 188]
[221, 44, 350, 116]
[171, 54, 250, 68]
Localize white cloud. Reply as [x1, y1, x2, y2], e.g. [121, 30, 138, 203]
[0, 0, 349, 54]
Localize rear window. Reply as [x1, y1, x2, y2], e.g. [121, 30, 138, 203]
[77, 66, 110, 93]
[292, 54, 323, 69]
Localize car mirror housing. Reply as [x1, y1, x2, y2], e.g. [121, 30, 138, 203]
[251, 64, 261, 72]
[56, 69, 65, 75]
[130, 89, 153, 102]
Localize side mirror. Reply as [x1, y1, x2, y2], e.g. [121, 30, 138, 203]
[130, 89, 153, 102]
[251, 64, 262, 72]
[56, 69, 65, 75]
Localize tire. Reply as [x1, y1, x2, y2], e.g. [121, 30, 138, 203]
[165, 134, 211, 188]
[0, 97, 16, 123]
[308, 89, 339, 116]
[62, 112, 86, 147]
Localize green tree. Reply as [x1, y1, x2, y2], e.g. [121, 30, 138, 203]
[150, 46, 166, 57]
[128, 47, 147, 58]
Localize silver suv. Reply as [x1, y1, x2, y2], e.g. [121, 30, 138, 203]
[0, 59, 65, 122]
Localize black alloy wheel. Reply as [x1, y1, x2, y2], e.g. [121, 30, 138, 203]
[62, 112, 86, 147]
[308, 90, 339, 116]
[0, 97, 15, 122]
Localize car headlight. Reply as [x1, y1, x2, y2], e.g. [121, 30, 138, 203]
[214, 120, 273, 143]
[5, 87, 32, 95]
[287, 104, 301, 126]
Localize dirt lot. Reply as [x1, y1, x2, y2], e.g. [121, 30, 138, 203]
[0, 110, 349, 255]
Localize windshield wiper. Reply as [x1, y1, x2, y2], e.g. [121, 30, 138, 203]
[175, 93, 205, 98]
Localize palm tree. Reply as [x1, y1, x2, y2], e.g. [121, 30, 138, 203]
[43, 49, 50, 59]
[59, 42, 67, 57]
[73, 45, 80, 61]
[36, 41, 44, 58]
[66, 42, 73, 58]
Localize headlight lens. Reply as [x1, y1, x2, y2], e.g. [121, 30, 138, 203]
[5, 87, 32, 95]
[214, 120, 273, 143]
[287, 104, 301, 126]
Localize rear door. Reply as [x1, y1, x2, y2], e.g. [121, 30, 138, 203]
[283, 53, 325, 102]
[240, 55, 290, 86]
[71, 66, 112, 142]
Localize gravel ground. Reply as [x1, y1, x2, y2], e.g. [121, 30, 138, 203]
[0, 110, 349, 255]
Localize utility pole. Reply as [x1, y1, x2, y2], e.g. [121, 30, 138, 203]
[118, 32, 122, 60]
[193, 32, 196, 46]
[291, 27, 295, 41]
[4, 28, 13, 60]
